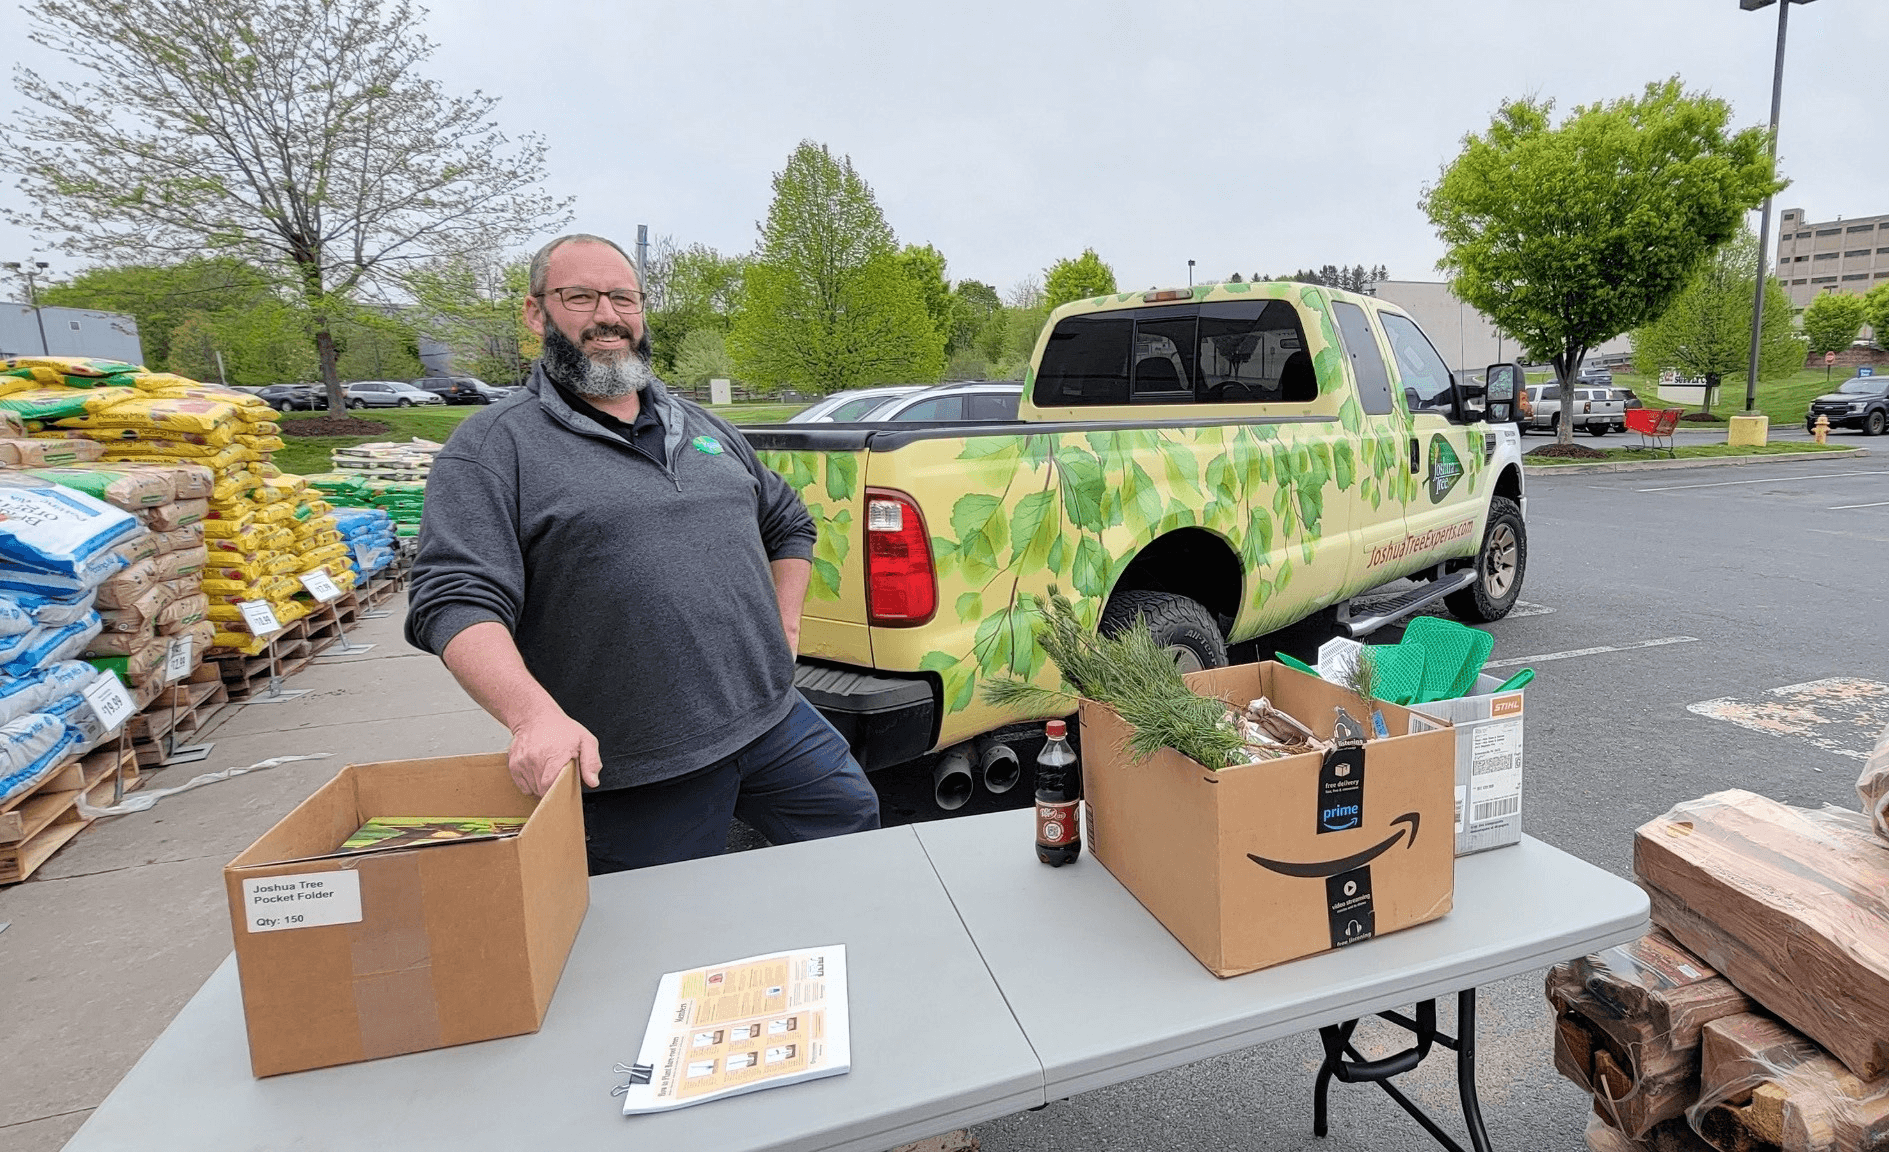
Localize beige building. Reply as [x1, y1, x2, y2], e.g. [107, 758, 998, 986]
[1775, 207, 1889, 308]
[1367, 280, 1632, 373]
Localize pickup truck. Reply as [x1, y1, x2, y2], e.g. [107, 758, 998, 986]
[748, 282, 1529, 785]
[1524, 383, 1625, 437]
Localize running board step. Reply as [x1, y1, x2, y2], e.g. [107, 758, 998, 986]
[1335, 570, 1478, 638]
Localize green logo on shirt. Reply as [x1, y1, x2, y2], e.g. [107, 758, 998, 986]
[692, 435, 725, 456]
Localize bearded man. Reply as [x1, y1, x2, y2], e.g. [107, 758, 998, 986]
[406, 233, 879, 873]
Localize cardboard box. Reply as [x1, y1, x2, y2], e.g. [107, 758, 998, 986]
[1409, 672, 1526, 856]
[224, 754, 588, 1077]
[1079, 661, 1456, 978]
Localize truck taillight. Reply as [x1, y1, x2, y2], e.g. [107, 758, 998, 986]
[865, 488, 936, 626]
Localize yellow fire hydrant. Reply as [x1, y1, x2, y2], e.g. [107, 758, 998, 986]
[1814, 414, 1830, 445]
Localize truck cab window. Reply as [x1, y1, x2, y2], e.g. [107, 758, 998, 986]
[1132, 317, 1197, 401]
[1196, 299, 1314, 404]
[1379, 312, 1455, 413]
[1033, 315, 1132, 407]
[1331, 301, 1394, 415]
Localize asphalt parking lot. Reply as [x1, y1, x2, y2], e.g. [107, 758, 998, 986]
[970, 456, 1888, 1152]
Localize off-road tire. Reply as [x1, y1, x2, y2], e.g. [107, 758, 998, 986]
[1445, 497, 1526, 623]
[1099, 590, 1227, 674]
[1868, 409, 1887, 437]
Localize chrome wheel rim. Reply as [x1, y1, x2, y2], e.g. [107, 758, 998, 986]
[1166, 644, 1206, 674]
[1484, 524, 1519, 599]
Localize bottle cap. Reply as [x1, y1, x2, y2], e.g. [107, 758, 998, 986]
[1045, 719, 1067, 738]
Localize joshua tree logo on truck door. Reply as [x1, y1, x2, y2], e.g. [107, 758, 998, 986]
[1426, 435, 1463, 504]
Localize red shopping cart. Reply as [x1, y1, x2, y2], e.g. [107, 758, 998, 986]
[1625, 407, 1682, 457]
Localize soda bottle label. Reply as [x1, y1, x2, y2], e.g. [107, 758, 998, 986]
[1036, 800, 1079, 846]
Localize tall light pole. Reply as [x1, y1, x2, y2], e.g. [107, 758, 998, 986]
[1187, 259, 1195, 288]
[3, 260, 52, 354]
[1740, 0, 1814, 414]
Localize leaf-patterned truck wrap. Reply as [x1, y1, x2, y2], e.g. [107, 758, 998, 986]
[757, 280, 1524, 757]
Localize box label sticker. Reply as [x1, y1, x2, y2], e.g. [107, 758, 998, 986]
[1454, 785, 1467, 835]
[1469, 718, 1523, 826]
[1326, 865, 1376, 947]
[1317, 747, 1365, 834]
[242, 870, 362, 932]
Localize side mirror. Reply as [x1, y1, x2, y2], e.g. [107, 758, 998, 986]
[1481, 362, 1525, 424]
[1451, 371, 1488, 423]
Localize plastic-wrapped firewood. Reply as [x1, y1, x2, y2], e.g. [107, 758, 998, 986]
[1635, 791, 1889, 1081]
[1859, 722, 1889, 845]
[1693, 1014, 1889, 1152]
[1585, 1114, 1716, 1152]
[1548, 929, 1753, 1138]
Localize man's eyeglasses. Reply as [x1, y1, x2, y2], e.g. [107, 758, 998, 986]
[541, 286, 645, 314]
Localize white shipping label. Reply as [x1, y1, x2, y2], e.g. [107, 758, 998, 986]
[238, 599, 282, 636]
[82, 671, 135, 732]
[242, 870, 362, 932]
[1468, 719, 1524, 826]
[299, 569, 341, 602]
[163, 636, 193, 682]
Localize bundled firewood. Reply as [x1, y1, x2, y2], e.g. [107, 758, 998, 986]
[1585, 1115, 1716, 1152]
[1694, 1014, 1889, 1152]
[1548, 929, 1753, 1138]
[1635, 790, 1889, 1081]
[1858, 722, 1889, 845]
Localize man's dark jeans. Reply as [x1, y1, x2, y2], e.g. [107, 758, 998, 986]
[581, 692, 881, 874]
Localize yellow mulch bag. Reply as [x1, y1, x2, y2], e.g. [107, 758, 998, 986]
[297, 543, 350, 571]
[211, 630, 270, 656]
[210, 470, 255, 502]
[202, 506, 256, 533]
[130, 373, 202, 392]
[202, 576, 263, 598]
[302, 529, 342, 549]
[0, 367, 62, 390]
[250, 461, 282, 480]
[260, 550, 301, 576]
[249, 484, 291, 505]
[102, 442, 250, 473]
[253, 501, 296, 525]
[64, 395, 241, 434]
[258, 527, 294, 551]
[6, 355, 143, 378]
[0, 386, 98, 422]
[237, 434, 285, 453]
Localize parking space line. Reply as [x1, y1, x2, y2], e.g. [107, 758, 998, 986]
[1635, 470, 1889, 493]
[1830, 500, 1889, 510]
[1483, 635, 1698, 669]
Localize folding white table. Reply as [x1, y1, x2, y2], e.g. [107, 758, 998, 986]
[61, 811, 1648, 1152]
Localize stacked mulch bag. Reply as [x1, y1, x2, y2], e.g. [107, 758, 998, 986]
[3, 356, 355, 657]
[1553, 754, 1889, 1152]
[331, 508, 399, 582]
[306, 472, 425, 538]
[0, 472, 148, 802]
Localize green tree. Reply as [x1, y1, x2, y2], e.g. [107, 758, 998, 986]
[897, 243, 954, 338]
[404, 255, 533, 385]
[332, 307, 423, 383]
[166, 299, 317, 386]
[38, 258, 276, 370]
[729, 141, 945, 393]
[645, 239, 746, 376]
[1630, 228, 1803, 415]
[2, 0, 567, 414]
[1042, 249, 1117, 310]
[1865, 283, 1889, 349]
[670, 327, 738, 394]
[1802, 291, 1867, 368]
[951, 279, 1001, 354]
[1422, 78, 1778, 444]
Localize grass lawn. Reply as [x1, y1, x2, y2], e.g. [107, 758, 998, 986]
[1609, 366, 1853, 429]
[1524, 441, 1857, 467]
[277, 407, 478, 475]
[276, 400, 810, 475]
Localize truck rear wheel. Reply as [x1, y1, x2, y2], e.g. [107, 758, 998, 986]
[1100, 590, 1227, 674]
[1445, 497, 1526, 623]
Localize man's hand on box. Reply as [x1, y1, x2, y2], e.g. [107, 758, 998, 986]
[508, 709, 603, 795]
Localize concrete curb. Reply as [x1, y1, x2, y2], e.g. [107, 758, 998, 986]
[1524, 447, 1870, 476]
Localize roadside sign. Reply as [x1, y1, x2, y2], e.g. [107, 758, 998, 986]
[1861, 366, 1875, 377]
[1825, 351, 1837, 365]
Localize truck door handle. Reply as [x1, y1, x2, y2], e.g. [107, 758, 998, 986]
[1410, 438, 1420, 474]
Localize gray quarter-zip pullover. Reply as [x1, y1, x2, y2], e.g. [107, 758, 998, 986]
[405, 365, 817, 790]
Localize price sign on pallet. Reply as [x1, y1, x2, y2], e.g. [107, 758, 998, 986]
[164, 636, 194, 683]
[84, 670, 136, 733]
[299, 570, 341, 603]
[238, 600, 282, 637]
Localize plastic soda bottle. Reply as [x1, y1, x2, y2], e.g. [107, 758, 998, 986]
[1034, 720, 1081, 867]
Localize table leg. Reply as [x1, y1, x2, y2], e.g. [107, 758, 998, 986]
[1308, 990, 1495, 1152]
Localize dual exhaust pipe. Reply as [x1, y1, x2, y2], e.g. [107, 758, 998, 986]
[931, 738, 1022, 811]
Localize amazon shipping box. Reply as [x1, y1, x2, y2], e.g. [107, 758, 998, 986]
[1079, 661, 1455, 978]
[223, 754, 589, 1076]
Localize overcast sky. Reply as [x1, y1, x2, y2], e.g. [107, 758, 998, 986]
[3, 0, 1884, 297]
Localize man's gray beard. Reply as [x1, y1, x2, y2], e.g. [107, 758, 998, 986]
[541, 318, 657, 398]
[572, 348, 656, 399]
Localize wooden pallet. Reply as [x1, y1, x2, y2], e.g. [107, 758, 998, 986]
[0, 743, 140, 885]
[128, 671, 231, 767]
[212, 618, 317, 700]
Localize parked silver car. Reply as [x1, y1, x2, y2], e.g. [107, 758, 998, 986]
[787, 386, 924, 422]
[344, 380, 445, 409]
[857, 381, 1023, 422]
